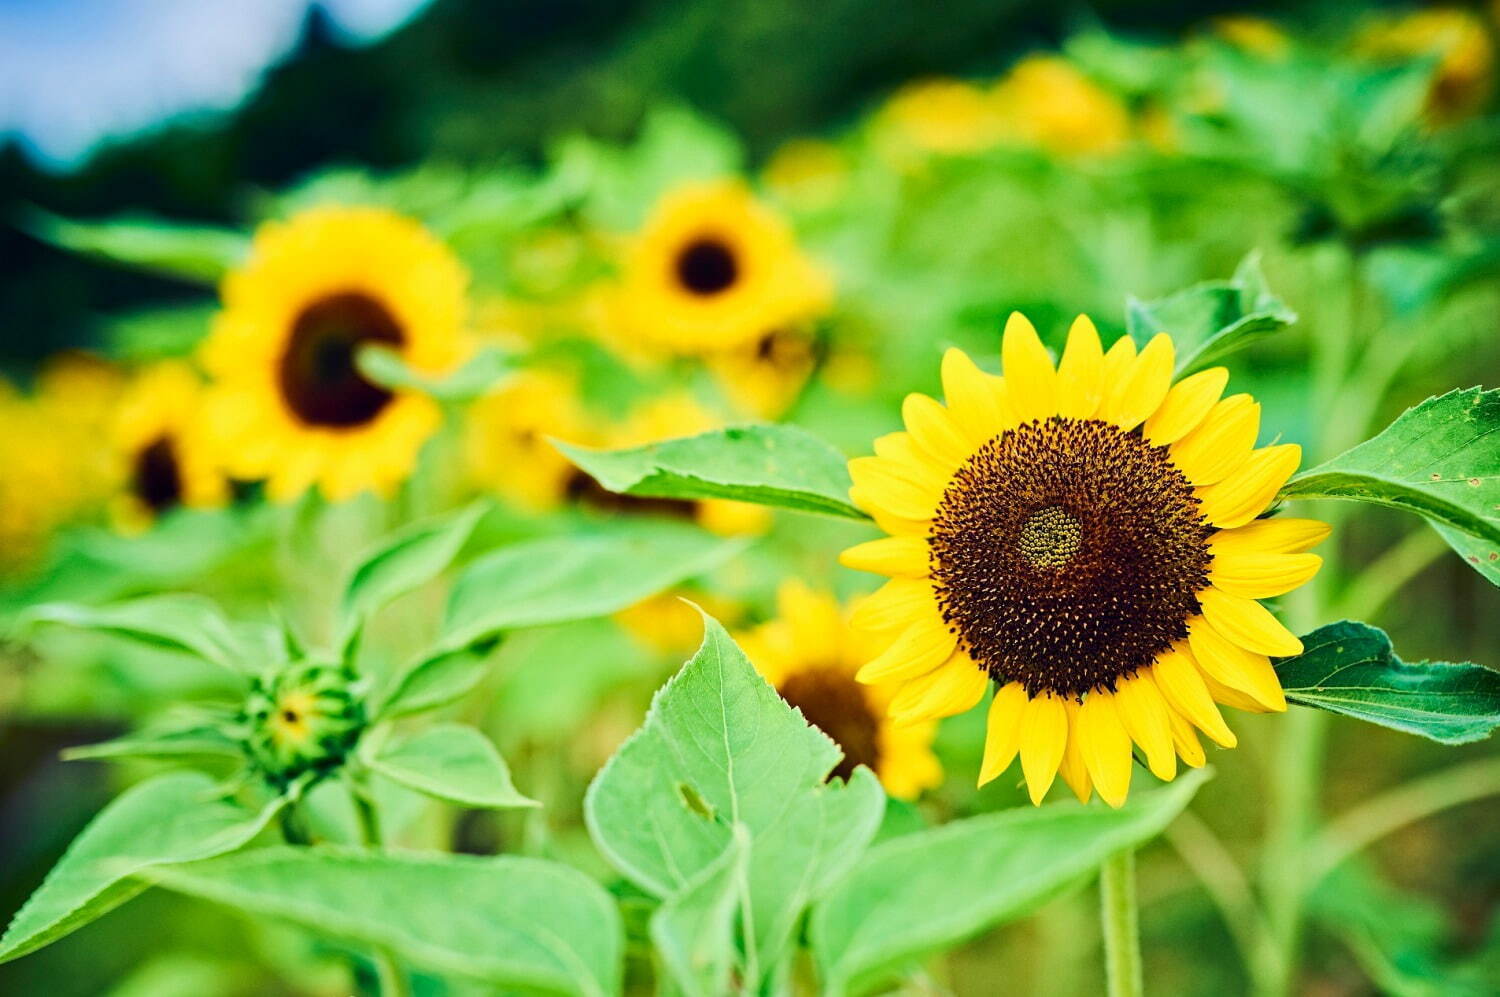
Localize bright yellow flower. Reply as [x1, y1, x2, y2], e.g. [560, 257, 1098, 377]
[111, 361, 229, 531]
[736, 582, 942, 800]
[465, 368, 598, 511]
[609, 181, 831, 355]
[875, 78, 1004, 155]
[762, 138, 851, 209]
[992, 56, 1132, 157]
[841, 315, 1327, 807]
[201, 206, 470, 502]
[706, 327, 819, 420]
[1357, 8, 1494, 124]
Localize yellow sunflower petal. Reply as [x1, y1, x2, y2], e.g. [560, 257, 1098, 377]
[1143, 367, 1229, 446]
[902, 393, 975, 470]
[1208, 550, 1322, 599]
[1001, 312, 1056, 422]
[1170, 394, 1260, 486]
[856, 616, 957, 683]
[1057, 698, 1093, 803]
[840, 536, 932, 577]
[1210, 517, 1332, 555]
[889, 653, 988, 723]
[1104, 333, 1174, 431]
[848, 456, 944, 521]
[849, 578, 934, 633]
[1167, 707, 1207, 768]
[1056, 315, 1105, 419]
[1200, 670, 1277, 714]
[1114, 672, 1176, 781]
[1078, 691, 1133, 808]
[978, 681, 1027, 787]
[873, 430, 953, 480]
[1149, 647, 1237, 747]
[1019, 692, 1068, 805]
[1187, 613, 1291, 710]
[941, 348, 1011, 444]
[866, 503, 932, 537]
[1102, 333, 1137, 384]
[1197, 588, 1304, 658]
[1195, 444, 1302, 529]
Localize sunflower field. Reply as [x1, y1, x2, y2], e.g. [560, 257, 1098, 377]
[2, 3, 1500, 995]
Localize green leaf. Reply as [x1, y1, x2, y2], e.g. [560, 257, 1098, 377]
[1275, 621, 1500, 744]
[1126, 253, 1296, 374]
[22, 595, 274, 677]
[556, 424, 865, 520]
[151, 848, 623, 997]
[808, 771, 1208, 996]
[366, 723, 537, 810]
[650, 825, 750, 997]
[21, 209, 247, 284]
[0, 772, 281, 964]
[62, 724, 243, 762]
[1280, 388, 1499, 567]
[379, 521, 742, 717]
[585, 612, 885, 988]
[339, 502, 487, 637]
[1433, 522, 1500, 587]
[356, 344, 517, 402]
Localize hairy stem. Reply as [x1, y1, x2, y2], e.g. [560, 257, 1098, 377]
[1099, 850, 1143, 997]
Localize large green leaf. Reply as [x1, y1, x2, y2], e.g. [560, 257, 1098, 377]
[1125, 253, 1296, 374]
[1280, 388, 1499, 568]
[1433, 523, 1500, 588]
[0, 772, 281, 963]
[151, 849, 623, 997]
[338, 502, 487, 639]
[809, 771, 1208, 996]
[585, 613, 885, 988]
[22, 595, 276, 677]
[366, 723, 537, 810]
[22, 210, 247, 284]
[650, 825, 750, 997]
[555, 425, 865, 520]
[378, 521, 742, 717]
[1274, 622, 1500, 744]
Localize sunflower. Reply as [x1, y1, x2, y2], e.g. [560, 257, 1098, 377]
[1356, 9, 1494, 125]
[465, 367, 598, 511]
[874, 78, 1004, 156]
[201, 206, 469, 502]
[840, 314, 1327, 807]
[736, 582, 942, 800]
[991, 56, 1131, 157]
[706, 326, 820, 420]
[111, 361, 229, 531]
[608, 181, 832, 355]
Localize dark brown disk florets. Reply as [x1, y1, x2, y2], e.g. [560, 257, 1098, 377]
[929, 417, 1212, 699]
[778, 670, 881, 781]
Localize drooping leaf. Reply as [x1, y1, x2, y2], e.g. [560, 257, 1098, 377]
[555, 425, 865, 520]
[356, 344, 517, 402]
[1126, 253, 1296, 374]
[0, 772, 281, 963]
[585, 613, 885, 988]
[808, 771, 1208, 996]
[21, 209, 248, 284]
[62, 724, 243, 762]
[1433, 523, 1500, 588]
[22, 595, 274, 677]
[366, 723, 537, 810]
[378, 521, 742, 717]
[650, 825, 750, 997]
[338, 502, 487, 639]
[151, 849, 623, 997]
[1281, 388, 1499, 574]
[1275, 621, 1500, 744]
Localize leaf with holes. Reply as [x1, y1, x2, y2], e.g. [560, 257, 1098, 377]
[584, 612, 885, 989]
[1275, 621, 1500, 744]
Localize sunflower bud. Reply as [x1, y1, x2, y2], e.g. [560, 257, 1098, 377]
[241, 661, 365, 787]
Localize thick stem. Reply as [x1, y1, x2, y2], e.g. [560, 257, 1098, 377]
[1099, 850, 1144, 997]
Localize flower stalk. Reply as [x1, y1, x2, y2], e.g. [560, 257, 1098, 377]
[1099, 849, 1143, 997]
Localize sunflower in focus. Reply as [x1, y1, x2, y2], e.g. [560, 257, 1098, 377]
[992, 56, 1132, 157]
[841, 314, 1327, 807]
[1357, 8, 1494, 124]
[111, 361, 229, 531]
[737, 582, 941, 800]
[609, 181, 832, 355]
[465, 368, 597, 511]
[202, 206, 469, 502]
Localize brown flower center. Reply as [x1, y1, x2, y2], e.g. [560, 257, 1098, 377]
[279, 292, 404, 428]
[675, 237, 738, 295]
[929, 417, 1212, 698]
[777, 669, 881, 780]
[132, 435, 183, 514]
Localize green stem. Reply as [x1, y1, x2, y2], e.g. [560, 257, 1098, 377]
[352, 784, 410, 997]
[1331, 528, 1447, 622]
[1099, 850, 1143, 997]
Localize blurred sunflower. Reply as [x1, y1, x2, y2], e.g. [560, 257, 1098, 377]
[706, 326, 820, 420]
[736, 582, 941, 800]
[841, 315, 1327, 807]
[202, 206, 469, 502]
[110, 361, 229, 531]
[992, 56, 1132, 157]
[609, 181, 832, 355]
[762, 138, 851, 210]
[1356, 8, 1494, 124]
[874, 78, 1003, 155]
[465, 367, 597, 511]
[1211, 15, 1290, 58]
